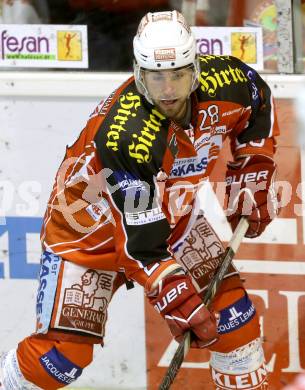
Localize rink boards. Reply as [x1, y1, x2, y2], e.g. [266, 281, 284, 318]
[0, 73, 304, 389]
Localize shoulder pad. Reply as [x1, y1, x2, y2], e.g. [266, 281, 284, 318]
[196, 55, 250, 104]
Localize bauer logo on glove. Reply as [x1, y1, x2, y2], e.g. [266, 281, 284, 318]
[226, 169, 269, 186]
[153, 281, 188, 313]
[149, 274, 219, 348]
[225, 154, 278, 238]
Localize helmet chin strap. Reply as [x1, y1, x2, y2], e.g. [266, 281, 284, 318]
[190, 57, 200, 94]
[134, 62, 154, 104]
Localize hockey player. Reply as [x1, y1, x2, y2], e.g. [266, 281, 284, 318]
[0, 10, 279, 390]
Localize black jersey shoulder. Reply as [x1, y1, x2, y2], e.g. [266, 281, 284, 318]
[196, 55, 254, 106]
[95, 79, 170, 180]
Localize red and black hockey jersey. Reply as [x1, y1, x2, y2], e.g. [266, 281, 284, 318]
[41, 55, 279, 288]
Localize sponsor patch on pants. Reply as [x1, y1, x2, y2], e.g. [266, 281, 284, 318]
[211, 364, 268, 389]
[217, 295, 256, 334]
[39, 347, 82, 385]
[36, 251, 62, 333]
[54, 262, 116, 337]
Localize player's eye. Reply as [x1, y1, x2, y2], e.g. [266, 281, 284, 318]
[172, 71, 184, 80]
[150, 73, 165, 82]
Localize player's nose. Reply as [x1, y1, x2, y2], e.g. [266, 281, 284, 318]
[162, 77, 176, 97]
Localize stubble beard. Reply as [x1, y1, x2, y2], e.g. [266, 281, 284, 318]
[155, 99, 187, 122]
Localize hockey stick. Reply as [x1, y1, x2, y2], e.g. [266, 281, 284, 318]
[158, 217, 249, 390]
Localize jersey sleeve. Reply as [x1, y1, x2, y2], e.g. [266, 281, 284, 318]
[103, 141, 172, 265]
[94, 117, 180, 290]
[229, 57, 279, 159]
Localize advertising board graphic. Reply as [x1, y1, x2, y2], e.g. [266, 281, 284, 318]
[0, 24, 88, 68]
[192, 26, 264, 70]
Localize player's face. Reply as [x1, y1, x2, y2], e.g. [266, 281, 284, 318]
[143, 66, 193, 122]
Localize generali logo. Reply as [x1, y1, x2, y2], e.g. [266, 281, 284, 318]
[58, 269, 114, 336]
[180, 222, 224, 288]
[154, 48, 176, 61]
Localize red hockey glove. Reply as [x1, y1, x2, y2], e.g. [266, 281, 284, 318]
[149, 274, 218, 348]
[225, 155, 278, 238]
